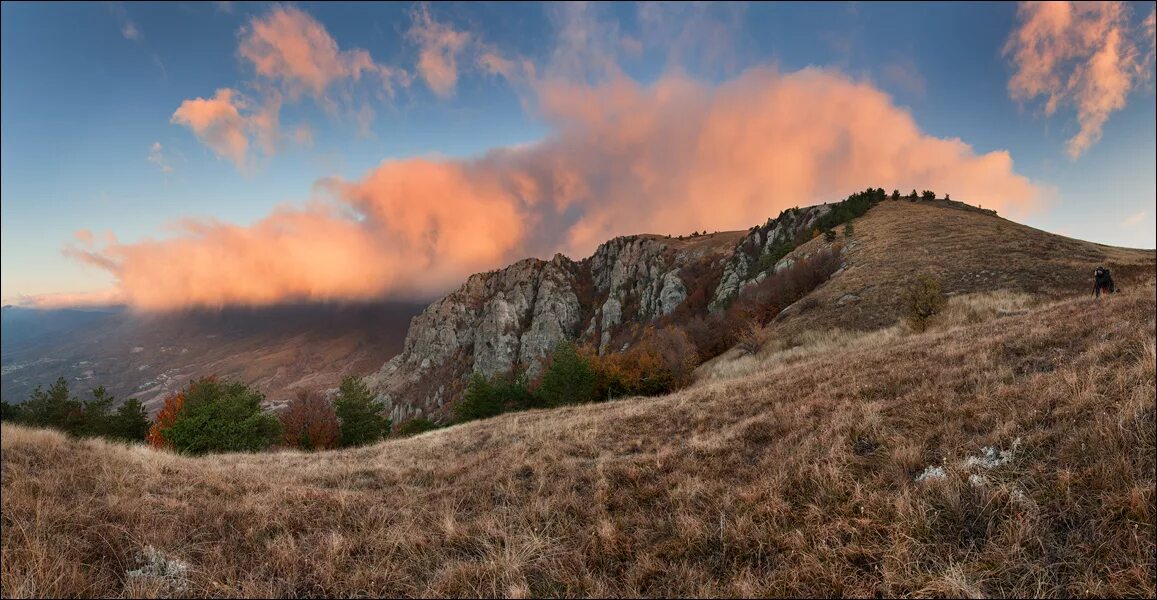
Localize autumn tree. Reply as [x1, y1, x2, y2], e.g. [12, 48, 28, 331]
[148, 390, 185, 449]
[279, 389, 340, 450]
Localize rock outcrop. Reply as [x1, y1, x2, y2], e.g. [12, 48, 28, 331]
[367, 204, 835, 422]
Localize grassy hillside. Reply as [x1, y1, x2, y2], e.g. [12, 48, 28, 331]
[769, 199, 1154, 335]
[3, 278, 1153, 597]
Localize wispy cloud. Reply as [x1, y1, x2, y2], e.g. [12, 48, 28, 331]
[109, 3, 143, 42]
[147, 142, 174, 174]
[881, 55, 926, 97]
[174, 4, 407, 169]
[407, 3, 472, 98]
[1005, 1, 1156, 159]
[1121, 210, 1148, 227]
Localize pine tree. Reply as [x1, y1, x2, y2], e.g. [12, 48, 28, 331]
[334, 376, 389, 447]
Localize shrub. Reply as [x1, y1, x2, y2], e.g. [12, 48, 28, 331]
[334, 376, 390, 448]
[0, 400, 24, 422]
[456, 373, 506, 422]
[456, 368, 536, 423]
[823, 228, 837, 242]
[148, 390, 185, 449]
[891, 189, 901, 200]
[535, 342, 597, 407]
[906, 274, 947, 332]
[683, 313, 739, 361]
[161, 378, 282, 455]
[843, 222, 854, 238]
[589, 326, 699, 399]
[279, 389, 340, 450]
[729, 247, 842, 326]
[21, 377, 83, 434]
[108, 398, 151, 442]
[395, 417, 439, 437]
[735, 322, 770, 355]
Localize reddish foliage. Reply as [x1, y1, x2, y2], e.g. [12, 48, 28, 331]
[279, 389, 340, 450]
[147, 391, 185, 449]
[728, 247, 842, 326]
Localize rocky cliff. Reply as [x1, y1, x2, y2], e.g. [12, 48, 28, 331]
[366, 204, 836, 423]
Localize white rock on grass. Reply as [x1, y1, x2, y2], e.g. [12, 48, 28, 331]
[126, 546, 189, 593]
[914, 465, 947, 482]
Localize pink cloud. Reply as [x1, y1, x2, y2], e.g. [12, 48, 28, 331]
[77, 67, 1045, 310]
[407, 3, 472, 97]
[238, 4, 404, 101]
[170, 88, 253, 170]
[1005, 1, 1155, 159]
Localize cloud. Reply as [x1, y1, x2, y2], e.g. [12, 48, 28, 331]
[76, 67, 1045, 310]
[122, 21, 142, 41]
[407, 3, 472, 97]
[1004, 1, 1155, 159]
[170, 89, 253, 170]
[239, 4, 405, 103]
[1121, 210, 1148, 227]
[109, 2, 143, 42]
[881, 56, 926, 97]
[147, 142, 174, 174]
[174, 5, 404, 169]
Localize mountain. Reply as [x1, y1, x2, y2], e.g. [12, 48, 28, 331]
[365, 197, 1155, 423]
[1, 302, 424, 412]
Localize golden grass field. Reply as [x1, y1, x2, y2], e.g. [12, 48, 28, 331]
[3, 271, 1154, 597]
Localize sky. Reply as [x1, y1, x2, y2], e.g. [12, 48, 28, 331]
[2, 1, 1154, 309]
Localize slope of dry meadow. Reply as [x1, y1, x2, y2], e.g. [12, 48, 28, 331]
[2, 274, 1154, 597]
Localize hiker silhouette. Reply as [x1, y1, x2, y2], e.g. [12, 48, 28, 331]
[1093, 266, 1115, 297]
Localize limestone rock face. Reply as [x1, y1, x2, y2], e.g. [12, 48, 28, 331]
[368, 205, 834, 421]
[709, 204, 832, 311]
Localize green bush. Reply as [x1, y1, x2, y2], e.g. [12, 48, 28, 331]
[455, 370, 535, 423]
[535, 342, 597, 407]
[843, 222, 854, 238]
[5, 379, 151, 442]
[108, 398, 151, 442]
[906, 274, 947, 332]
[333, 376, 390, 447]
[162, 378, 281, 455]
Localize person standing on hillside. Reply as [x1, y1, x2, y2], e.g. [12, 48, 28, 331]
[1093, 266, 1115, 297]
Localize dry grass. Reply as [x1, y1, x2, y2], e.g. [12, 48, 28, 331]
[3, 282, 1155, 598]
[770, 201, 1155, 337]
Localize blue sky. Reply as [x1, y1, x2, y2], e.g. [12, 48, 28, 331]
[1, 1, 1154, 307]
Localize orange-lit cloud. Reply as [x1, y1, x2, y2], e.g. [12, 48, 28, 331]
[239, 4, 405, 102]
[174, 5, 406, 169]
[1005, 1, 1155, 159]
[407, 3, 471, 97]
[170, 89, 253, 169]
[74, 67, 1045, 310]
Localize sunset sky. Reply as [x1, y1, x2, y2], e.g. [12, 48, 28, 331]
[2, 1, 1154, 309]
